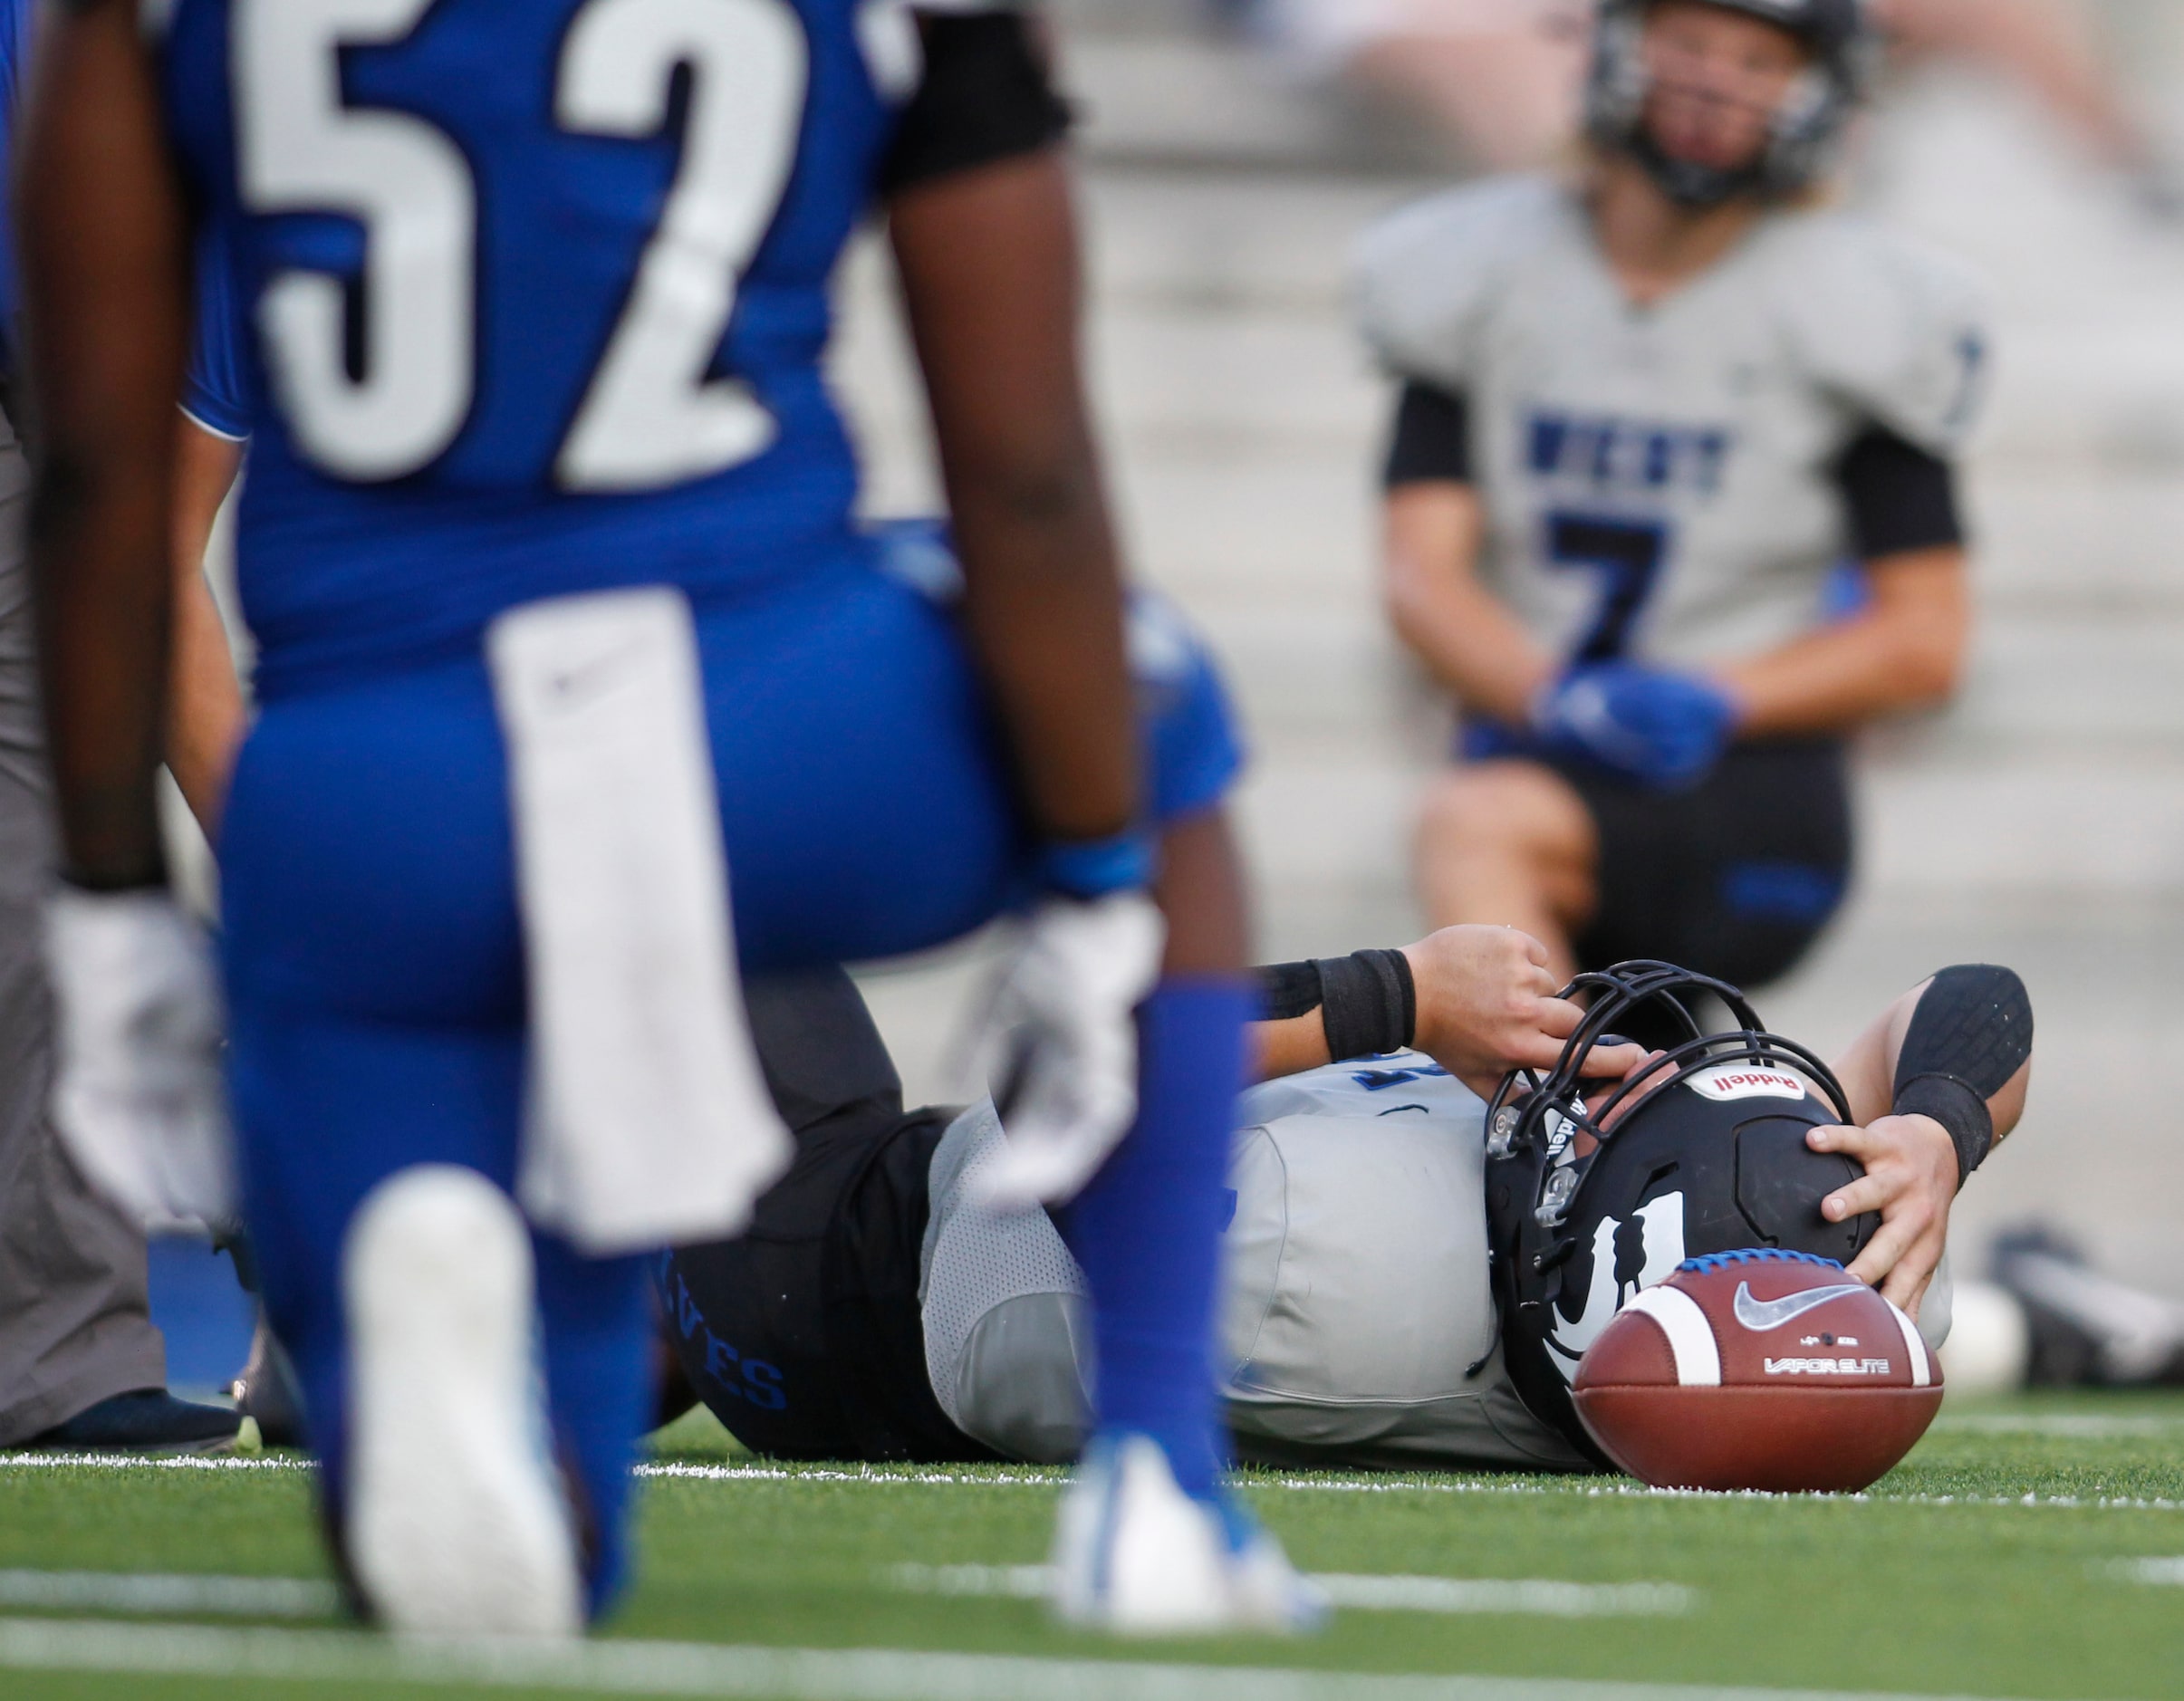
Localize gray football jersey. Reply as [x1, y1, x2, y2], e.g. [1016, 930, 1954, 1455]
[1219, 1053, 1591, 1472]
[1352, 175, 1992, 668]
[916, 1060, 1589, 1473]
[924, 1053, 1952, 1472]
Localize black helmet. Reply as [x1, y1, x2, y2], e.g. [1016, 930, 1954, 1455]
[1484, 961, 1879, 1461]
[1585, 0, 1874, 208]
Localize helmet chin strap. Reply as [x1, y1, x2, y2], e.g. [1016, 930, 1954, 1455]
[1623, 125, 1771, 210]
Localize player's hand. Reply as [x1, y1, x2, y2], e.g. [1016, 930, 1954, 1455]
[1401, 925, 1646, 1100]
[1807, 1113, 1958, 1318]
[1532, 663, 1736, 792]
[969, 890, 1167, 1208]
[43, 886, 236, 1235]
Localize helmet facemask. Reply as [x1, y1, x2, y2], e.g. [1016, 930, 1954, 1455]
[1483, 961, 1877, 1460]
[1585, 0, 1872, 209]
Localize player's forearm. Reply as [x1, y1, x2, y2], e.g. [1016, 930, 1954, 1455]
[167, 566, 245, 839]
[166, 422, 247, 837]
[1251, 1013, 1331, 1083]
[20, 2, 192, 889]
[1713, 547, 1969, 736]
[1382, 489, 1553, 721]
[891, 151, 1136, 841]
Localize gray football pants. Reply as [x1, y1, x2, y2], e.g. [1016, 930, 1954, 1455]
[0, 434, 164, 1446]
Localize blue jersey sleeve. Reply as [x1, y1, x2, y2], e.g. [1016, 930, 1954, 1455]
[869, 523, 1246, 826]
[180, 232, 249, 442]
[1130, 591, 1246, 825]
[0, 0, 30, 380]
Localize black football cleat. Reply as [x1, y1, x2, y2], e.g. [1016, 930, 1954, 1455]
[25, 1389, 243, 1455]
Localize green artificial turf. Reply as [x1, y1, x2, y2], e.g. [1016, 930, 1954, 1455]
[3, 1392, 2183, 1700]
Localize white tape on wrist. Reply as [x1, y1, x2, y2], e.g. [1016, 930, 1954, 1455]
[489, 588, 789, 1254]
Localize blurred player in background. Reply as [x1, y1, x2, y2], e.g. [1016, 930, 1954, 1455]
[1249, 0, 1592, 171]
[0, 0, 243, 1456]
[22, 0, 1314, 1641]
[1244, 0, 2168, 195]
[1357, 0, 1987, 987]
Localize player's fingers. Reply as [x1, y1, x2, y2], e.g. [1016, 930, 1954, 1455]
[1844, 1213, 1919, 1288]
[1876, 1221, 1944, 1315]
[1505, 1028, 1574, 1072]
[1822, 1171, 1896, 1224]
[1881, 1244, 1939, 1318]
[1535, 995, 1585, 1038]
[1806, 1122, 1880, 1162]
[1584, 1041, 1648, 1080]
[1515, 930, 1552, 971]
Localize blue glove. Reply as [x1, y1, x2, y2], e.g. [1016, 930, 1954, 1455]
[1531, 663, 1737, 792]
[1457, 717, 1539, 764]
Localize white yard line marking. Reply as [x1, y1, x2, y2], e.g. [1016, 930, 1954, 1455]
[886, 1565, 1695, 1619]
[640, 1463, 1050, 1489]
[1932, 1414, 2184, 1438]
[890, 1563, 1050, 1599]
[2111, 1557, 2184, 1584]
[0, 1571, 340, 1619]
[0, 1451, 308, 1472]
[1313, 1576, 1695, 1618]
[649, 1464, 2184, 1516]
[0, 1616, 2024, 1701]
[6, 1450, 2183, 1515]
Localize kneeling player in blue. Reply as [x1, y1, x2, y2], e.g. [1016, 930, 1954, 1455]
[23, 1, 1313, 1638]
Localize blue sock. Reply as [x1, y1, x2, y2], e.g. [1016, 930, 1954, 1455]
[1058, 975, 1248, 1503]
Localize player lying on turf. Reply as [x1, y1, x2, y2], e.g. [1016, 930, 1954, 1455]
[654, 937, 2031, 1473]
[23, 0, 1314, 1639]
[1362, 0, 1988, 988]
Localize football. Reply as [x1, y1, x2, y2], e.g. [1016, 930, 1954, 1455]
[1573, 1249, 1944, 1493]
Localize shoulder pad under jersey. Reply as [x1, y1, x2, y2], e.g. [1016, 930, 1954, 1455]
[1239, 1050, 1484, 1131]
[1765, 213, 1996, 457]
[1350, 174, 1566, 393]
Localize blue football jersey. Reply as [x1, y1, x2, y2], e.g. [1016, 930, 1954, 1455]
[158, 0, 925, 697]
[0, 0, 242, 427]
[180, 226, 252, 443]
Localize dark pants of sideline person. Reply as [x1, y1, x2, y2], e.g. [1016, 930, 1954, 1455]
[0, 425, 168, 1448]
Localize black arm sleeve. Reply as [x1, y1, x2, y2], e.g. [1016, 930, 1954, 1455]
[1891, 963, 2033, 1190]
[1833, 426, 1964, 558]
[1381, 380, 1472, 488]
[879, 12, 1073, 197]
[1256, 952, 1417, 1061]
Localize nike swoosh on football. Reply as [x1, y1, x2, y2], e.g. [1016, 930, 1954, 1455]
[1731, 1281, 1869, 1333]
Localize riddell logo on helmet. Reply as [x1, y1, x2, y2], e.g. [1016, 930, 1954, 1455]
[1685, 1065, 1806, 1102]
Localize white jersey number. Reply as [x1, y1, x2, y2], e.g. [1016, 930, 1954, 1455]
[237, 0, 474, 482]
[236, 0, 809, 489]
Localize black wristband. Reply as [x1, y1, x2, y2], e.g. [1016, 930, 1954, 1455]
[1892, 1072, 1993, 1192]
[1258, 960, 1327, 1022]
[1315, 949, 1417, 1062]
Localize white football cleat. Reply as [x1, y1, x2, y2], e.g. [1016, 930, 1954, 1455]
[343, 1165, 582, 1639]
[1052, 1432, 1329, 1637]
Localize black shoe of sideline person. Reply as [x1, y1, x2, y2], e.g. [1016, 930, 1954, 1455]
[23, 1389, 241, 1454]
